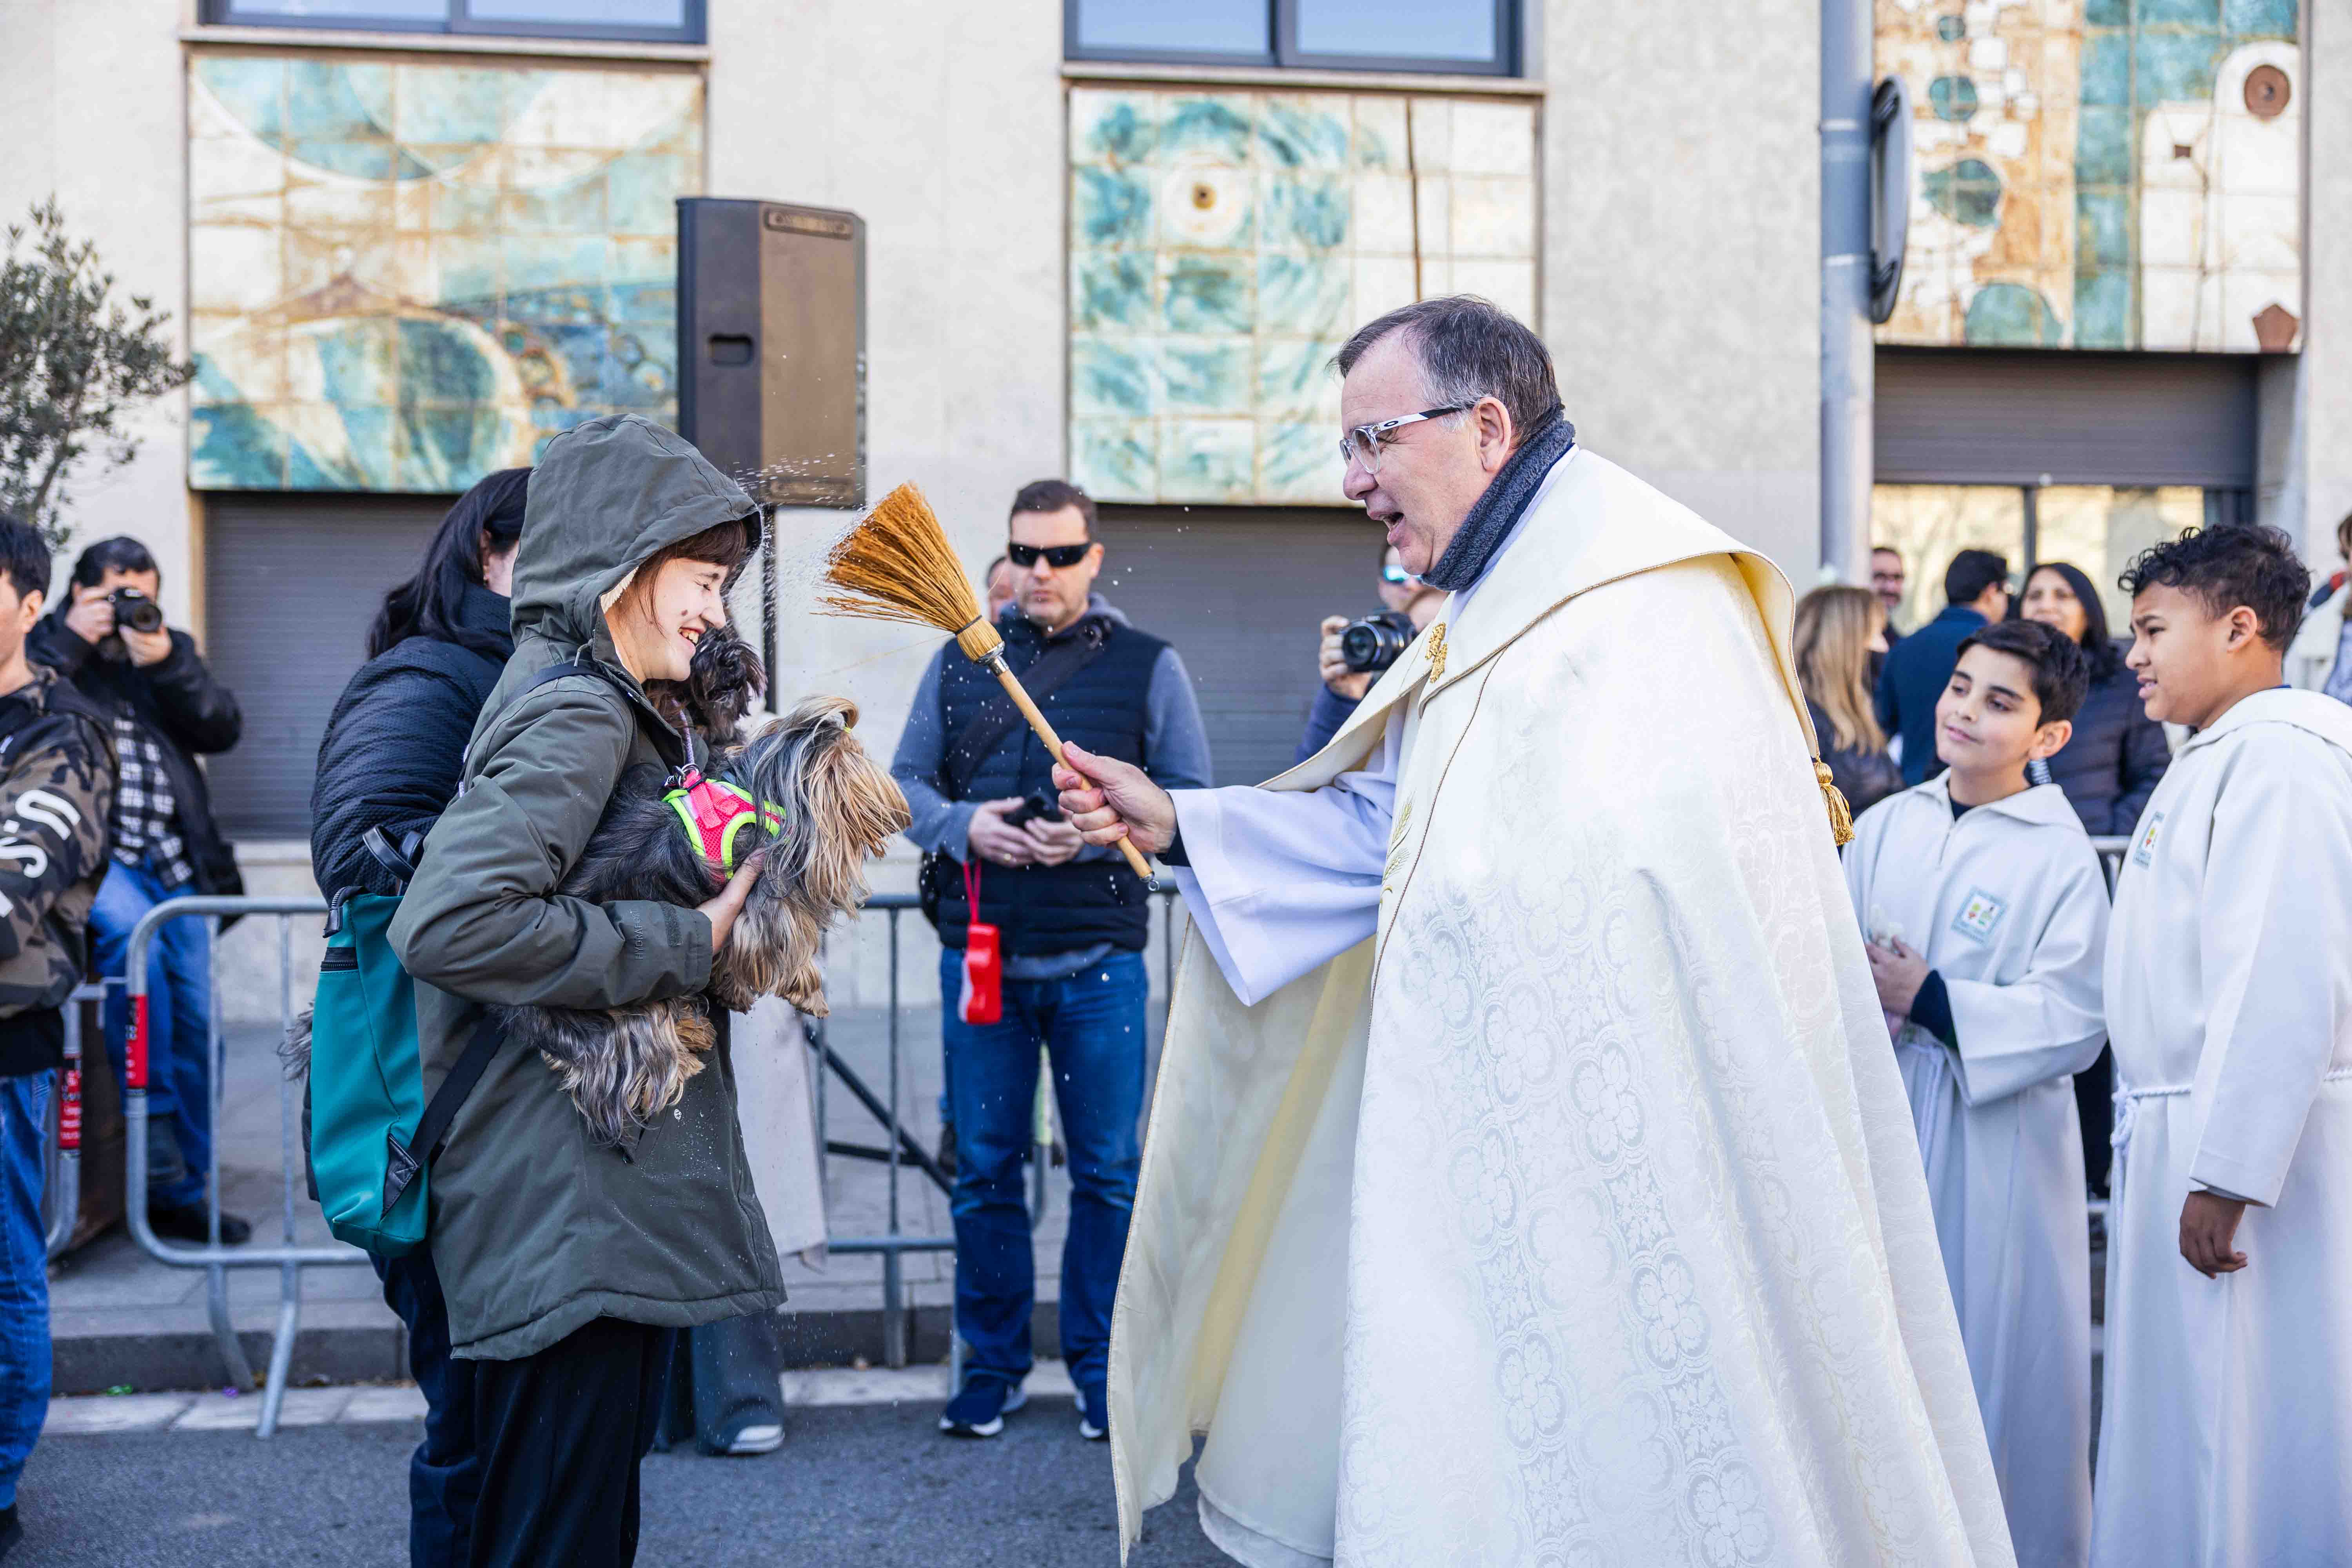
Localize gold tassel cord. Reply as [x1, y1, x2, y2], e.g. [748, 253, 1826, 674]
[1816, 761, 1856, 848]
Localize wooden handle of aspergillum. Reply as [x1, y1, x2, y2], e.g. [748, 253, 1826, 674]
[992, 666, 1157, 882]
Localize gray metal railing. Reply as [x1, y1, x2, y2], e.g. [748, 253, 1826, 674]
[95, 887, 1184, 1422]
[815, 889, 1183, 1373]
[41, 982, 107, 1259]
[121, 896, 363, 1439]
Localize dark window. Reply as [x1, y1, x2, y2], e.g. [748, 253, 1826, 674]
[1066, 0, 1517, 75]
[201, 0, 703, 44]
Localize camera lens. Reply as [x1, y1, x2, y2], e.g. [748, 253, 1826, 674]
[1339, 610, 1414, 674]
[110, 591, 164, 635]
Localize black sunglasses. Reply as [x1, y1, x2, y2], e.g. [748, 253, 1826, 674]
[1007, 542, 1093, 569]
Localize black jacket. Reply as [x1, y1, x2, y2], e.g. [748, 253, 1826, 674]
[29, 613, 243, 898]
[1875, 604, 1989, 786]
[310, 582, 513, 903]
[2036, 655, 2169, 836]
[926, 610, 1169, 954]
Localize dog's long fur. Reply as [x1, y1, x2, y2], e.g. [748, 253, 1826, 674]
[286, 627, 910, 1152]
[508, 683, 908, 1146]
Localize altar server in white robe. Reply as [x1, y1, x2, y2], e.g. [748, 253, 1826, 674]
[1843, 619, 2109, 1568]
[1056, 298, 2013, 1568]
[2092, 524, 2352, 1568]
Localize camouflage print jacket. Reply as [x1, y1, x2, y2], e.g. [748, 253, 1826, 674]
[0, 665, 116, 1026]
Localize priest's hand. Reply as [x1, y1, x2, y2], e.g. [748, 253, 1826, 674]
[1054, 744, 1176, 856]
[2180, 1190, 2250, 1278]
[1866, 937, 1929, 1016]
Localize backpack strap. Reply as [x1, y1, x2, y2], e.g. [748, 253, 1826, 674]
[379, 1008, 504, 1220]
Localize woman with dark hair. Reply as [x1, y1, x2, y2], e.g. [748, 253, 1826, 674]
[2018, 561, 2170, 835]
[306, 466, 527, 1568]
[389, 417, 779, 1566]
[312, 468, 529, 906]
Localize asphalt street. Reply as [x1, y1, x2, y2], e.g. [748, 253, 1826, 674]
[16, 1396, 1230, 1567]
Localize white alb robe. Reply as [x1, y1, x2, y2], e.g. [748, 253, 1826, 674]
[1843, 778, 2109, 1568]
[2092, 688, 2352, 1568]
[1109, 448, 2013, 1568]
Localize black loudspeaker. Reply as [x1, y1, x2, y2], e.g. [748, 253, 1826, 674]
[676, 198, 866, 509]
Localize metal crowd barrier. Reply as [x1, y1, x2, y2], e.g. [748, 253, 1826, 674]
[88, 887, 1183, 1423]
[41, 982, 107, 1260]
[122, 896, 361, 1440]
[814, 888, 1183, 1372]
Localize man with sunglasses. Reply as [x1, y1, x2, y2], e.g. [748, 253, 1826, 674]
[1295, 546, 1445, 763]
[1057, 298, 2007, 1567]
[888, 478, 1209, 1445]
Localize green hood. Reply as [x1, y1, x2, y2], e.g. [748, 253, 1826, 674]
[510, 413, 759, 650]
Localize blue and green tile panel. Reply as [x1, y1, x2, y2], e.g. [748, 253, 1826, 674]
[187, 55, 702, 492]
[1068, 87, 1538, 505]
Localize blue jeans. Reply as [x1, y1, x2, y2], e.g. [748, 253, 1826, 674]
[940, 948, 1145, 1393]
[0, 1072, 50, 1511]
[372, 1247, 479, 1567]
[92, 860, 212, 1210]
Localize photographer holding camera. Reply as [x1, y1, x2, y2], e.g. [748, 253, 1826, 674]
[1295, 543, 1445, 762]
[30, 537, 246, 1245]
[889, 479, 1209, 1444]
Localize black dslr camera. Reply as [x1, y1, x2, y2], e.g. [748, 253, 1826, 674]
[107, 588, 165, 635]
[1338, 608, 1416, 675]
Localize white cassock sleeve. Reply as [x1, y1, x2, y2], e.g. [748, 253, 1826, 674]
[1167, 713, 1399, 1006]
[2188, 728, 2352, 1207]
[1942, 851, 2111, 1105]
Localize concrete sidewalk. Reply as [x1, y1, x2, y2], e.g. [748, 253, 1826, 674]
[47, 998, 1158, 1393]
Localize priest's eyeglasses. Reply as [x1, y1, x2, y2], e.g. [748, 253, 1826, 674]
[1339, 405, 1472, 474]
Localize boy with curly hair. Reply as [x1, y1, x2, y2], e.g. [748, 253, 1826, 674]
[2092, 524, 2352, 1568]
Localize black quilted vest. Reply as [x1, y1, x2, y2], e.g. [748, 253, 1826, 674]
[928, 611, 1162, 953]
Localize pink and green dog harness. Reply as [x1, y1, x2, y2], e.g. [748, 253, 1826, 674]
[663, 768, 784, 873]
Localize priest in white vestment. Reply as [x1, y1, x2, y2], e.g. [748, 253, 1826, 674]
[1054, 298, 2013, 1568]
[2093, 525, 2352, 1568]
[1842, 621, 2113, 1568]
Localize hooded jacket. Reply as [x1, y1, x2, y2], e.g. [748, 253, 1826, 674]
[390, 414, 781, 1361]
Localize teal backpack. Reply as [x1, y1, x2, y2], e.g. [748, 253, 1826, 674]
[307, 660, 613, 1256]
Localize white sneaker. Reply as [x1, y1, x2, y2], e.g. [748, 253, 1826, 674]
[724, 1423, 784, 1455]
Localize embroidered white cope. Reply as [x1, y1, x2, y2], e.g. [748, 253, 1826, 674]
[1111, 450, 2013, 1567]
[1844, 777, 2109, 1568]
[2092, 688, 2352, 1568]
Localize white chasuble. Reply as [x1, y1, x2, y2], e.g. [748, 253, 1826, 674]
[2092, 689, 2352, 1568]
[1844, 778, 2109, 1568]
[1111, 449, 2013, 1568]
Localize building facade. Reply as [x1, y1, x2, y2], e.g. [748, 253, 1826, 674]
[3, 0, 2347, 1009]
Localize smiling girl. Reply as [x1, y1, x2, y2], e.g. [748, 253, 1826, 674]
[389, 416, 780, 1568]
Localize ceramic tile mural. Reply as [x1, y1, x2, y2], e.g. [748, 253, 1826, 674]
[186, 55, 702, 491]
[1067, 88, 1538, 505]
[1877, 0, 2300, 352]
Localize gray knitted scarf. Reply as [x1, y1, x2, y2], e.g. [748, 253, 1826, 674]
[1419, 408, 1576, 593]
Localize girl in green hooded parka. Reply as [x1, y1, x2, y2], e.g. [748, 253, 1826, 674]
[390, 415, 785, 1567]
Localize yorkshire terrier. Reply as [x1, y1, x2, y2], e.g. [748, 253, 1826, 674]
[506, 628, 909, 1147]
[287, 627, 909, 1151]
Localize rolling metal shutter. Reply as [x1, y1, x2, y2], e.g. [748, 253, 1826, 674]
[1876, 348, 2258, 488]
[202, 494, 454, 840]
[1094, 508, 1390, 788]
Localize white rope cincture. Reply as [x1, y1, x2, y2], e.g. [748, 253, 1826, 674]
[2112, 1066, 2352, 1155]
[2109, 1081, 2192, 1155]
